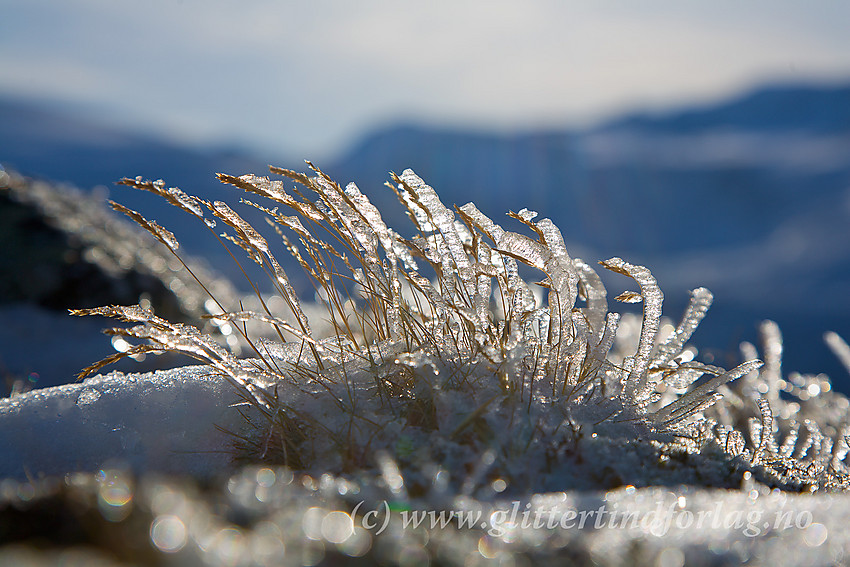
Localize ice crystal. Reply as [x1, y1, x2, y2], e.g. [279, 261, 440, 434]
[706, 322, 850, 491]
[75, 163, 850, 494]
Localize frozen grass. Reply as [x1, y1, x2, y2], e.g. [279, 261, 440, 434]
[67, 163, 850, 494]
[6, 164, 850, 566]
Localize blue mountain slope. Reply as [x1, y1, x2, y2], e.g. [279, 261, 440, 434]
[328, 84, 850, 255]
[605, 83, 850, 134]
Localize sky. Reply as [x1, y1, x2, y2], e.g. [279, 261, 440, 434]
[2, 1, 850, 161]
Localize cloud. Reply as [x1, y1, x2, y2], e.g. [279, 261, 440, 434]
[2, 1, 850, 158]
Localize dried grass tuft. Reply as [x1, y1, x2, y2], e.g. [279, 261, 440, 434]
[76, 164, 850, 491]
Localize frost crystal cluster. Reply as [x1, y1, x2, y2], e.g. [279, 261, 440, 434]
[77, 164, 850, 493]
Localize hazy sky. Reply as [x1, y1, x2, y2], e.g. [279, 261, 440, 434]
[2, 1, 849, 160]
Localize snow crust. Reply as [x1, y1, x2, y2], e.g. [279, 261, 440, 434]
[0, 365, 256, 480]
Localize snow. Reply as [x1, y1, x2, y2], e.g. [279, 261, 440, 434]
[0, 365, 257, 480]
[3, 368, 850, 567]
[1, 366, 849, 565]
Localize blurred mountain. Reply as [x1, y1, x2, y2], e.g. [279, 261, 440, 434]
[323, 84, 850, 381]
[1, 83, 849, 384]
[326, 84, 850, 258]
[606, 84, 850, 133]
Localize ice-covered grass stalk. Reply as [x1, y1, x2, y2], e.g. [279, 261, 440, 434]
[74, 164, 850, 492]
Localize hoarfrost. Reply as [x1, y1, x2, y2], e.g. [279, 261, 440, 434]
[58, 163, 850, 500]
